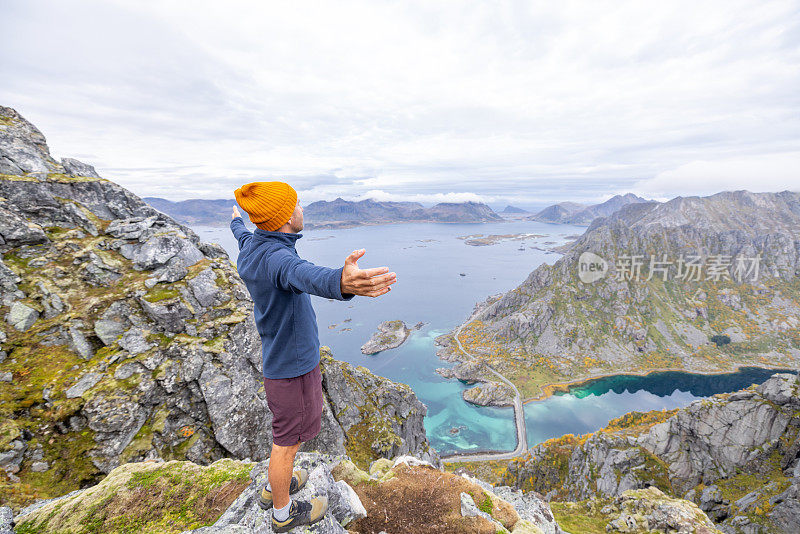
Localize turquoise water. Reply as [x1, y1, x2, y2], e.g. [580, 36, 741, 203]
[194, 221, 794, 456]
[523, 367, 795, 449]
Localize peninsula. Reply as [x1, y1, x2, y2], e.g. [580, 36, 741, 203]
[437, 190, 800, 400]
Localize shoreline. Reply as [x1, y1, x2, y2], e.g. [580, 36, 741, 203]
[190, 217, 520, 230]
[436, 363, 797, 461]
[445, 308, 798, 406]
[519, 363, 799, 405]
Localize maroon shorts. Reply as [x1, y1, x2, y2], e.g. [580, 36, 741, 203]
[263, 362, 324, 446]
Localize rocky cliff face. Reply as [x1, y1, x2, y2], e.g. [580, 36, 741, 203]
[438, 190, 800, 399]
[504, 373, 800, 533]
[0, 105, 437, 512]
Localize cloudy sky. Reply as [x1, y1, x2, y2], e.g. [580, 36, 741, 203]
[1, 0, 798, 209]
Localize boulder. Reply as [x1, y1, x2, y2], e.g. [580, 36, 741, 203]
[5, 301, 39, 331]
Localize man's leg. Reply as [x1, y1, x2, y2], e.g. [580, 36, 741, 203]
[269, 440, 302, 510]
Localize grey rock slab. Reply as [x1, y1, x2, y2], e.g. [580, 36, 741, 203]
[0, 506, 13, 534]
[61, 157, 100, 178]
[460, 491, 499, 529]
[94, 300, 135, 345]
[133, 234, 203, 271]
[0, 206, 48, 246]
[69, 324, 94, 359]
[65, 372, 103, 399]
[6, 301, 39, 331]
[105, 215, 159, 240]
[30, 461, 49, 472]
[189, 267, 229, 307]
[139, 297, 192, 333]
[198, 362, 271, 460]
[118, 328, 155, 355]
[196, 452, 363, 533]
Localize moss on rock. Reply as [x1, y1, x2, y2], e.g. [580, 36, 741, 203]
[14, 457, 252, 534]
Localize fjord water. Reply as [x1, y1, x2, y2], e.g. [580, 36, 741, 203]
[195, 220, 791, 456]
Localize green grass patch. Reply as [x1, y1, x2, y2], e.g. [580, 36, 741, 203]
[143, 287, 180, 303]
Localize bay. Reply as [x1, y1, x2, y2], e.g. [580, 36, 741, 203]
[193, 220, 793, 456]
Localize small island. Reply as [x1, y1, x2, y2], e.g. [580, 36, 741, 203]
[456, 233, 546, 246]
[361, 320, 414, 354]
[461, 381, 515, 407]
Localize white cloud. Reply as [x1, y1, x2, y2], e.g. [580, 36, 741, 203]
[1, 0, 798, 203]
[630, 152, 800, 200]
[354, 190, 488, 205]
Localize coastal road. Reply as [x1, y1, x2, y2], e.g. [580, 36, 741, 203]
[440, 307, 529, 462]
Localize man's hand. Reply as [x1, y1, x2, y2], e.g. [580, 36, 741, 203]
[341, 249, 396, 297]
[232, 205, 242, 220]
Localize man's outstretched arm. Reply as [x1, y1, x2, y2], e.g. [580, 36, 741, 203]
[339, 249, 396, 297]
[230, 206, 252, 251]
[266, 248, 396, 299]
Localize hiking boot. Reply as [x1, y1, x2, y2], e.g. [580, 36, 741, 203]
[271, 496, 328, 532]
[258, 468, 308, 510]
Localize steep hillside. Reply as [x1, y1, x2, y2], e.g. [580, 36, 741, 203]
[503, 372, 800, 534]
[502, 205, 529, 214]
[302, 197, 424, 226]
[529, 194, 650, 225]
[437, 190, 800, 399]
[0, 105, 437, 512]
[528, 201, 585, 224]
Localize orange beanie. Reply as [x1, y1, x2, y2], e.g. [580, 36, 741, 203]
[234, 181, 298, 231]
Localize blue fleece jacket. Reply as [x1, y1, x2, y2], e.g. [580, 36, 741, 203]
[230, 216, 355, 379]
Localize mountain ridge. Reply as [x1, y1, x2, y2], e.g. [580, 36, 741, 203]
[529, 193, 652, 225]
[435, 189, 800, 402]
[144, 196, 504, 228]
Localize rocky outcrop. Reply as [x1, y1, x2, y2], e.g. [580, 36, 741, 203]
[337, 454, 564, 534]
[6, 451, 565, 534]
[315, 347, 440, 469]
[360, 319, 413, 354]
[438, 190, 800, 399]
[0, 105, 437, 513]
[552, 487, 722, 534]
[10, 452, 366, 533]
[461, 380, 516, 407]
[504, 373, 800, 533]
[436, 358, 493, 383]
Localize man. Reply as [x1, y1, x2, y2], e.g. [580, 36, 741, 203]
[230, 181, 396, 532]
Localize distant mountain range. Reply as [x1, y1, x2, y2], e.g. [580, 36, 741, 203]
[528, 193, 652, 225]
[144, 197, 233, 226]
[145, 196, 504, 228]
[501, 205, 529, 214]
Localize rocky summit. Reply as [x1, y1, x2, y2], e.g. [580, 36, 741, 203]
[0, 105, 437, 514]
[437, 190, 800, 399]
[503, 372, 800, 533]
[2, 451, 564, 533]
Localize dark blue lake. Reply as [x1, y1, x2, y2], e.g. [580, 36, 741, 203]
[194, 220, 793, 456]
